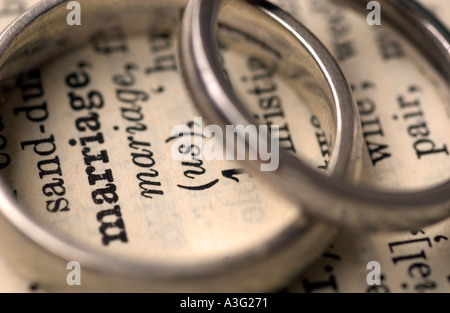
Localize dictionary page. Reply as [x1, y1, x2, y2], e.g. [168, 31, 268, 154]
[276, 0, 450, 293]
[0, 0, 448, 293]
[0, 0, 321, 292]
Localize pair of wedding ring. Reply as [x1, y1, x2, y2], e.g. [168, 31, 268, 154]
[0, 0, 448, 291]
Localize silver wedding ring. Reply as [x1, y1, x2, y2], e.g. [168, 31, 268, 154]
[179, 0, 450, 231]
[0, 0, 351, 292]
[0, 0, 448, 292]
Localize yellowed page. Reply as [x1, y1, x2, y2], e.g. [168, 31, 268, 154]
[0, 0, 448, 293]
[280, 0, 450, 293]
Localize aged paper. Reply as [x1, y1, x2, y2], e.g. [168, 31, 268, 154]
[0, 0, 321, 292]
[278, 0, 450, 293]
[0, 0, 448, 293]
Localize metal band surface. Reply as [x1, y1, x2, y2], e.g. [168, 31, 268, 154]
[179, 0, 450, 230]
[0, 0, 344, 292]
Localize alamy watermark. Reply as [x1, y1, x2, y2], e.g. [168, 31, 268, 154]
[66, 1, 81, 26]
[66, 261, 81, 286]
[366, 1, 381, 26]
[168, 117, 280, 172]
[67, 1, 380, 27]
[366, 261, 381, 286]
